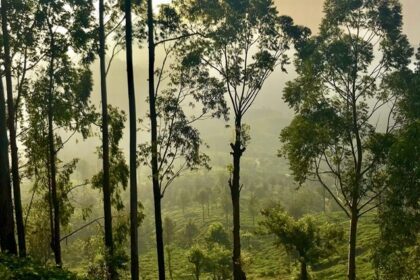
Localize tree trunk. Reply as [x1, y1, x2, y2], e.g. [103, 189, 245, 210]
[1, 0, 25, 257]
[0, 70, 17, 255]
[202, 204, 204, 222]
[99, 0, 115, 278]
[230, 116, 246, 280]
[147, 0, 166, 279]
[300, 261, 308, 280]
[47, 167, 55, 261]
[124, 1, 139, 279]
[194, 265, 200, 280]
[347, 209, 358, 280]
[47, 27, 62, 267]
[166, 246, 173, 280]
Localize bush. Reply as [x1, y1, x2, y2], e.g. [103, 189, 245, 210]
[0, 254, 87, 280]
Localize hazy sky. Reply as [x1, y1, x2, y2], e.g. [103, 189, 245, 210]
[65, 0, 420, 172]
[275, 0, 420, 46]
[102, 0, 420, 114]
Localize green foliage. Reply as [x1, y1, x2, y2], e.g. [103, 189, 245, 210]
[260, 204, 344, 269]
[0, 253, 87, 280]
[204, 222, 231, 249]
[373, 48, 420, 280]
[280, 0, 414, 224]
[176, 0, 304, 118]
[92, 106, 129, 211]
[136, 1, 227, 199]
[181, 220, 199, 247]
[203, 244, 231, 280]
[187, 223, 232, 280]
[187, 245, 205, 280]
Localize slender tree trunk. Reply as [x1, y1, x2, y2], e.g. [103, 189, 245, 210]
[47, 26, 62, 267]
[166, 246, 173, 280]
[202, 204, 204, 222]
[0, 72, 17, 254]
[147, 0, 166, 279]
[1, 0, 25, 257]
[349, 63, 362, 280]
[99, 1, 115, 279]
[348, 208, 358, 280]
[230, 116, 246, 280]
[300, 261, 308, 280]
[194, 265, 200, 280]
[124, 1, 139, 279]
[47, 167, 55, 260]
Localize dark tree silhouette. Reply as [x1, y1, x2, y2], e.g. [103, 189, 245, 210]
[138, 3, 227, 279]
[124, 0, 139, 278]
[1, 0, 25, 256]
[0, 66, 17, 255]
[98, 0, 115, 278]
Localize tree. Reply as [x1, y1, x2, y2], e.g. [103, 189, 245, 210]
[260, 204, 343, 280]
[196, 189, 209, 222]
[248, 191, 259, 226]
[177, 189, 190, 214]
[91, 106, 131, 278]
[163, 216, 176, 280]
[124, 0, 139, 278]
[279, 1, 413, 279]
[1, 0, 49, 257]
[187, 245, 205, 280]
[204, 222, 230, 249]
[204, 244, 231, 280]
[373, 48, 420, 279]
[0, 67, 17, 255]
[1, 0, 25, 256]
[178, 0, 304, 277]
[138, 2, 227, 278]
[182, 220, 199, 247]
[98, 0, 122, 277]
[22, 0, 96, 266]
[188, 223, 232, 280]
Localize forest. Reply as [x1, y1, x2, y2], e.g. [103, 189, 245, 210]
[0, 0, 419, 279]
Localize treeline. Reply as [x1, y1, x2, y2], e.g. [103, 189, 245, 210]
[0, 0, 419, 280]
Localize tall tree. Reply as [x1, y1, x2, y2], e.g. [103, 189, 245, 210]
[124, 0, 139, 278]
[163, 216, 176, 280]
[91, 106, 133, 278]
[1, 0, 47, 257]
[98, 0, 115, 278]
[138, 3, 227, 279]
[280, 1, 413, 279]
[373, 48, 420, 279]
[1, 0, 25, 256]
[24, 0, 96, 266]
[177, 0, 303, 277]
[0, 69, 17, 255]
[145, 0, 164, 277]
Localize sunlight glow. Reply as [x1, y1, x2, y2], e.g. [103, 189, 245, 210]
[154, 0, 172, 10]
